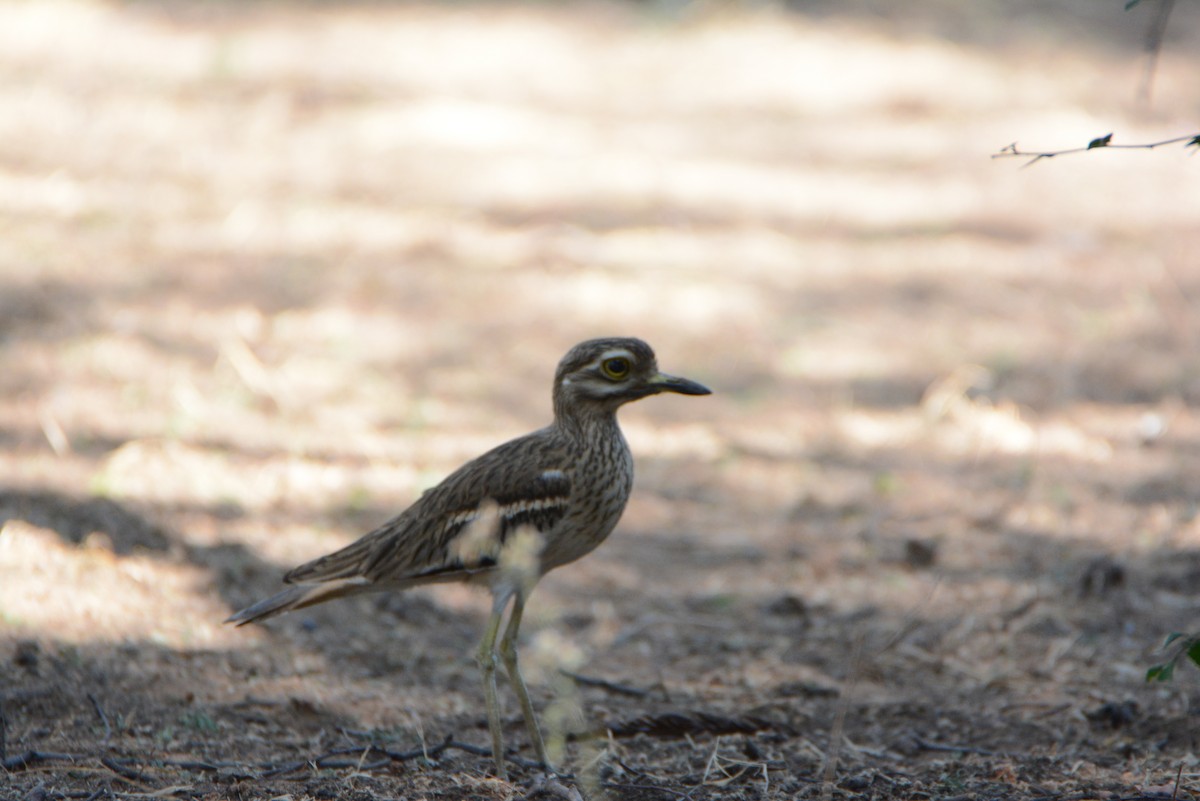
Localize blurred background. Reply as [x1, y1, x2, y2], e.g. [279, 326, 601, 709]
[2, 0, 1200, 796]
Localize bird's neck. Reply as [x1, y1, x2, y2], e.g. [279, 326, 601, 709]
[552, 398, 621, 441]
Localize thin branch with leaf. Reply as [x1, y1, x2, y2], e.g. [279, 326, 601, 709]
[993, 133, 1200, 167]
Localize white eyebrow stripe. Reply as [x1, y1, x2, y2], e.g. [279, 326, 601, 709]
[540, 469, 566, 481]
[580, 349, 636, 374]
[597, 349, 634, 363]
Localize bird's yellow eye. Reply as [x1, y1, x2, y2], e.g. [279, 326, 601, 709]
[601, 357, 631, 380]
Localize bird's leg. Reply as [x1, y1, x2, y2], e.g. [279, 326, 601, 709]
[475, 595, 509, 780]
[499, 593, 551, 772]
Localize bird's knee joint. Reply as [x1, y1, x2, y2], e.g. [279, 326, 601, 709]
[476, 648, 500, 673]
[500, 653, 520, 678]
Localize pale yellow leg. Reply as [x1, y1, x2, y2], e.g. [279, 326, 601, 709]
[475, 599, 509, 780]
[499, 593, 551, 771]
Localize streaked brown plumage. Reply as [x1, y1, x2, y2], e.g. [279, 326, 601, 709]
[226, 337, 710, 778]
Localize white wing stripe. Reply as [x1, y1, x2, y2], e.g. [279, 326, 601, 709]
[500, 496, 567, 519]
[445, 495, 569, 533]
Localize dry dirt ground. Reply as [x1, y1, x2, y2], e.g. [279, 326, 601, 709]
[3, 1, 1200, 799]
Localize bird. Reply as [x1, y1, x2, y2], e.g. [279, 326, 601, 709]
[226, 337, 711, 779]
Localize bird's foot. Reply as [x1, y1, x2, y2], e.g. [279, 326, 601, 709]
[523, 771, 583, 801]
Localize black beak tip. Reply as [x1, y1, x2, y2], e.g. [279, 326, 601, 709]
[661, 376, 712, 396]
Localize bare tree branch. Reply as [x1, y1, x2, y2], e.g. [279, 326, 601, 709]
[993, 133, 1200, 167]
[1128, 0, 1178, 102]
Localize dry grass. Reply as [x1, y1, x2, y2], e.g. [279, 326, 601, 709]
[3, 1, 1200, 798]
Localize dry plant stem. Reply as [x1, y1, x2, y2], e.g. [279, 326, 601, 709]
[821, 632, 865, 801]
[87, 693, 111, 745]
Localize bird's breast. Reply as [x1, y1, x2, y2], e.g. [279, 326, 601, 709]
[538, 426, 633, 572]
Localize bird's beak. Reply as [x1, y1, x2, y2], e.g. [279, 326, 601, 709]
[647, 372, 712, 396]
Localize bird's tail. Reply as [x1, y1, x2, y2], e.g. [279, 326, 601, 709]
[224, 578, 369, 626]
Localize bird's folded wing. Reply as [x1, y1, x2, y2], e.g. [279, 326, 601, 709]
[283, 433, 572, 586]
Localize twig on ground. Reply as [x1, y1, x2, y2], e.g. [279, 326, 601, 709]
[560, 670, 649, 698]
[318, 757, 392, 771]
[612, 755, 656, 784]
[262, 743, 421, 777]
[87, 693, 112, 745]
[993, 133, 1200, 167]
[701, 737, 721, 784]
[161, 758, 234, 772]
[610, 755, 690, 795]
[261, 735, 561, 778]
[3, 750, 77, 771]
[604, 711, 774, 740]
[440, 737, 556, 772]
[602, 784, 689, 799]
[5, 735, 566, 784]
[23, 785, 48, 801]
[325, 744, 427, 762]
[912, 736, 1010, 758]
[99, 756, 152, 785]
[260, 759, 309, 779]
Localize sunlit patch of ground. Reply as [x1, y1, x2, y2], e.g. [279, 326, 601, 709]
[3, 1, 1200, 798]
[0, 519, 233, 648]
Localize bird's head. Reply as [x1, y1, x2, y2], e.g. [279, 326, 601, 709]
[552, 337, 711, 420]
